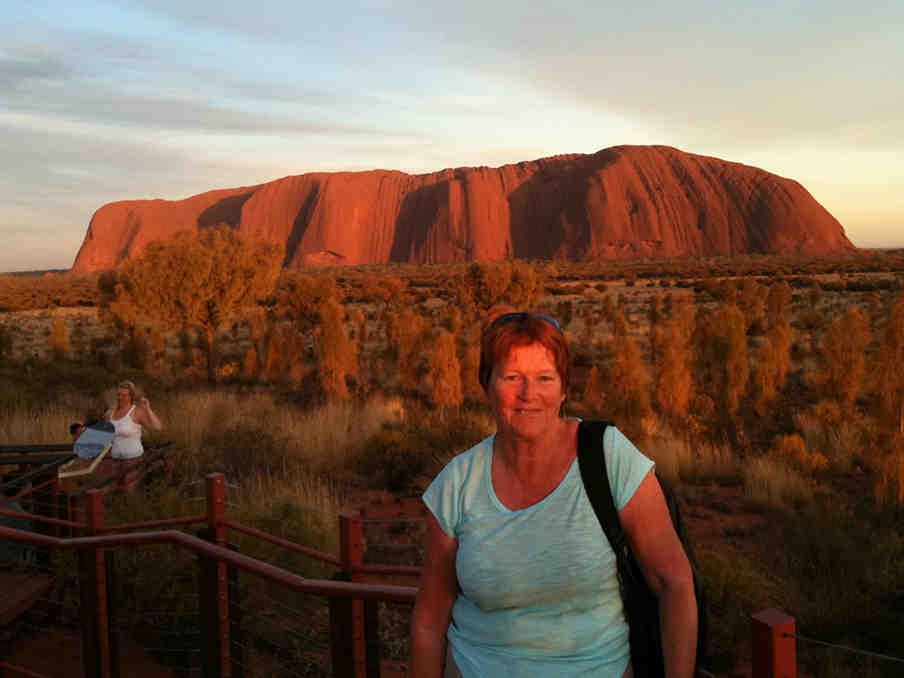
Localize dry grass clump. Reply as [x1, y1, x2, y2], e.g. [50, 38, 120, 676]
[642, 432, 739, 487]
[743, 456, 814, 510]
[793, 402, 868, 473]
[157, 390, 404, 476]
[769, 433, 829, 473]
[0, 403, 83, 445]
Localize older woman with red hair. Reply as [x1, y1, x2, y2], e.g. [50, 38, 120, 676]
[409, 309, 697, 678]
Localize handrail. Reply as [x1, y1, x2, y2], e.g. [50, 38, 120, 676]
[0, 455, 73, 494]
[0, 506, 85, 529]
[96, 515, 207, 533]
[222, 518, 342, 567]
[1, 475, 58, 506]
[0, 525, 418, 604]
[0, 454, 73, 466]
[357, 563, 422, 577]
[0, 444, 74, 454]
[68, 442, 173, 497]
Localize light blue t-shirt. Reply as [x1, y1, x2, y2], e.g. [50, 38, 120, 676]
[423, 425, 654, 678]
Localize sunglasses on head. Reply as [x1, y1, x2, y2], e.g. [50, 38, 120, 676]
[488, 312, 562, 332]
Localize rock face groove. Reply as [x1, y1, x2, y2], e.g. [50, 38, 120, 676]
[71, 145, 855, 272]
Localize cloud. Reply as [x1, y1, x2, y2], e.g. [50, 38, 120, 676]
[0, 46, 72, 88]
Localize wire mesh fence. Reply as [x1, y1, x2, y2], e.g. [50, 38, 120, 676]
[231, 570, 333, 678]
[2, 469, 424, 678]
[0, 549, 82, 677]
[108, 543, 202, 676]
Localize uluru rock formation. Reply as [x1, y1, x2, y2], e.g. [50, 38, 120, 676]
[71, 145, 855, 272]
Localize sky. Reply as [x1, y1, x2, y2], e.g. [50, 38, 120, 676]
[2, 0, 902, 272]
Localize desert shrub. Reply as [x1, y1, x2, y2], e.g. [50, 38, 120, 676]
[814, 305, 870, 408]
[696, 548, 782, 671]
[694, 304, 749, 433]
[107, 225, 281, 381]
[241, 345, 258, 381]
[0, 325, 11, 358]
[457, 260, 543, 311]
[0, 360, 122, 414]
[553, 301, 573, 328]
[770, 433, 829, 473]
[386, 308, 428, 392]
[427, 330, 463, 409]
[642, 434, 739, 486]
[50, 317, 70, 360]
[352, 428, 431, 492]
[654, 315, 694, 422]
[765, 280, 793, 328]
[459, 342, 483, 402]
[797, 308, 825, 331]
[600, 330, 651, 436]
[0, 272, 100, 311]
[793, 402, 869, 473]
[737, 279, 765, 333]
[352, 407, 490, 492]
[874, 435, 904, 506]
[277, 272, 340, 330]
[316, 297, 358, 400]
[582, 365, 604, 413]
[751, 320, 792, 415]
[197, 423, 291, 477]
[743, 456, 813, 511]
[875, 293, 904, 434]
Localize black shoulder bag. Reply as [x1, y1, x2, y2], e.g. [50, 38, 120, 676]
[576, 419, 706, 678]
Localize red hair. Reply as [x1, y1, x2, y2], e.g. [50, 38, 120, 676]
[478, 308, 570, 394]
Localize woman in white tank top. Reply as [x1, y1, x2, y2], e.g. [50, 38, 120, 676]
[105, 380, 163, 460]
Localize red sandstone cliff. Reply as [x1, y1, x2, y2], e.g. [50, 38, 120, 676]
[71, 145, 855, 272]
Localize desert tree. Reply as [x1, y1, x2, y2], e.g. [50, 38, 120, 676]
[453, 260, 544, 315]
[601, 327, 651, 433]
[277, 272, 341, 332]
[316, 297, 358, 400]
[751, 319, 793, 415]
[654, 314, 694, 423]
[815, 305, 870, 408]
[694, 303, 749, 432]
[386, 307, 428, 392]
[427, 329, 463, 410]
[241, 344, 259, 382]
[106, 225, 282, 381]
[737, 278, 766, 333]
[348, 306, 367, 345]
[459, 341, 484, 402]
[876, 293, 904, 434]
[765, 280, 793, 329]
[875, 434, 904, 506]
[582, 365, 605, 414]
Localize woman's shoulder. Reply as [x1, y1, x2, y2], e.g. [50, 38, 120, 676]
[430, 435, 494, 487]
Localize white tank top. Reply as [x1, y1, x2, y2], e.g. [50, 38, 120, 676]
[110, 405, 143, 459]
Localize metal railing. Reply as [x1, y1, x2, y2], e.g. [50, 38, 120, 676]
[5, 454, 901, 678]
[1, 473, 417, 678]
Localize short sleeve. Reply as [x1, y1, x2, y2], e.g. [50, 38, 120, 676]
[604, 426, 655, 511]
[423, 461, 462, 540]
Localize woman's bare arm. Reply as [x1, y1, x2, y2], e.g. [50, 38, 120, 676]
[619, 470, 697, 678]
[134, 397, 163, 431]
[409, 512, 459, 678]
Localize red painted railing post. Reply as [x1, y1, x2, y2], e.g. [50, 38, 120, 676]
[199, 473, 232, 678]
[78, 490, 112, 678]
[752, 609, 796, 678]
[339, 511, 372, 678]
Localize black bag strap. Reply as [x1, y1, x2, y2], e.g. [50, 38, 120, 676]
[576, 419, 627, 554]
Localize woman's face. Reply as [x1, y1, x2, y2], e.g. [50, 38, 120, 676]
[117, 387, 132, 406]
[487, 342, 566, 441]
